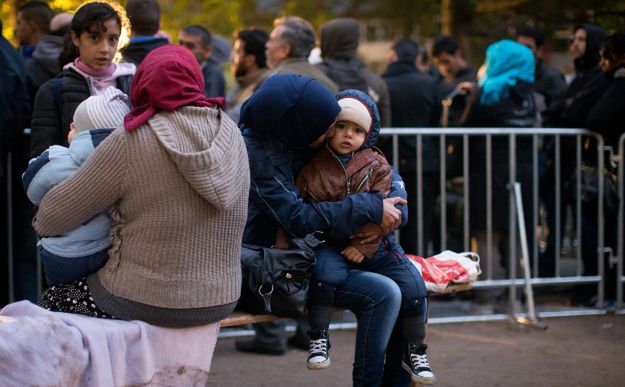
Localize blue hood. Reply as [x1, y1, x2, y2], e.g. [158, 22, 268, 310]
[239, 74, 340, 150]
[479, 39, 534, 106]
[335, 89, 381, 149]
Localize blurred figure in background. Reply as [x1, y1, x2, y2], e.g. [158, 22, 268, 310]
[382, 38, 440, 256]
[316, 17, 391, 127]
[516, 26, 567, 127]
[121, 0, 168, 65]
[178, 25, 226, 98]
[14, 1, 53, 60]
[1, 19, 32, 303]
[263, 16, 338, 93]
[226, 27, 269, 123]
[459, 40, 537, 306]
[25, 12, 73, 104]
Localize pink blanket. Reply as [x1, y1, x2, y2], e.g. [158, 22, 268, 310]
[0, 301, 219, 386]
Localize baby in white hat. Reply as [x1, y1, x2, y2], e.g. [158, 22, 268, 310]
[23, 87, 130, 286]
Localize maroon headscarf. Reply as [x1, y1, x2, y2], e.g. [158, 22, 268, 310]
[124, 44, 225, 132]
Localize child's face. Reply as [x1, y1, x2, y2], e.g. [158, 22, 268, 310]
[68, 122, 77, 143]
[327, 120, 367, 154]
[71, 18, 120, 71]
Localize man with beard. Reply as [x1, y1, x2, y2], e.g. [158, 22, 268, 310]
[225, 28, 269, 123]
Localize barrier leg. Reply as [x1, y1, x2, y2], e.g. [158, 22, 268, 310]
[513, 182, 548, 329]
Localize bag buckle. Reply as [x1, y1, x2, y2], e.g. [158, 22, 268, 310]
[259, 283, 274, 313]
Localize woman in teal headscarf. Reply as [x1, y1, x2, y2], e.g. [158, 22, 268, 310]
[461, 39, 538, 288]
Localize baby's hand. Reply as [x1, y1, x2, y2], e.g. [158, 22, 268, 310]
[341, 246, 365, 263]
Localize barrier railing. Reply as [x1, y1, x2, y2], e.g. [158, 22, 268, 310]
[382, 127, 607, 317]
[617, 134, 625, 312]
[3, 128, 614, 323]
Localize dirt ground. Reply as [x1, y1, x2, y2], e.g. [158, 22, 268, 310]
[208, 314, 625, 387]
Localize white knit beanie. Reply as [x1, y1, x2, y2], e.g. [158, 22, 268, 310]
[336, 97, 372, 132]
[73, 87, 130, 132]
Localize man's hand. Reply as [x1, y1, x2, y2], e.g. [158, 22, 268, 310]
[380, 197, 407, 234]
[351, 223, 385, 244]
[341, 246, 366, 263]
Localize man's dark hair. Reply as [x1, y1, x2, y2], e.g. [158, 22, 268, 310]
[234, 27, 269, 68]
[273, 16, 315, 58]
[432, 36, 459, 57]
[601, 32, 625, 63]
[182, 25, 212, 48]
[517, 26, 545, 48]
[125, 0, 160, 36]
[392, 38, 420, 63]
[18, 1, 53, 34]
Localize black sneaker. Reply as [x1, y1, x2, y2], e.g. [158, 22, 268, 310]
[306, 329, 331, 370]
[402, 343, 437, 384]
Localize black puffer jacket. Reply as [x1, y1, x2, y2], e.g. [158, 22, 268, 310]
[30, 68, 132, 157]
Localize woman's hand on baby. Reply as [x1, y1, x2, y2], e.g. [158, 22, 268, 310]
[380, 197, 407, 233]
[341, 246, 365, 263]
[351, 223, 385, 244]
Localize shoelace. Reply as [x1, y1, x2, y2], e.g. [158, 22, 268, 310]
[309, 338, 328, 356]
[410, 352, 431, 370]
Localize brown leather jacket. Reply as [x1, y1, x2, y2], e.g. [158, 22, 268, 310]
[296, 145, 392, 257]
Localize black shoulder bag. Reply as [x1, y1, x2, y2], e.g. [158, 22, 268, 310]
[237, 233, 322, 319]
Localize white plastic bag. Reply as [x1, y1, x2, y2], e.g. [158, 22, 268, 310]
[407, 251, 481, 293]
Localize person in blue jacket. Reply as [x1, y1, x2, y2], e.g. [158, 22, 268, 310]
[22, 87, 129, 286]
[236, 73, 415, 387]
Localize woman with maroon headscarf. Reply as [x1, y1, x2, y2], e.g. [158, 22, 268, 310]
[34, 45, 250, 328]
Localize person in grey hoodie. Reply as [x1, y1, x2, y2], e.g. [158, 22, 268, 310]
[23, 87, 129, 286]
[25, 12, 73, 104]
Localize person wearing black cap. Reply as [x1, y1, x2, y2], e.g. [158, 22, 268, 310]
[382, 38, 440, 256]
[517, 26, 567, 127]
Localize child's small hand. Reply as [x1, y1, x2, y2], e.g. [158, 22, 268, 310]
[341, 246, 365, 263]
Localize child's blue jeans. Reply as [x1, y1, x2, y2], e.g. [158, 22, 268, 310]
[39, 245, 109, 286]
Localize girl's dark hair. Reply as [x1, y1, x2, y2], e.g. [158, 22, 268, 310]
[60, 2, 122, 66]
[71, 2, 121, 37]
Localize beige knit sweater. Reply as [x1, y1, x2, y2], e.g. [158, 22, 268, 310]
[34, 106, 249, 326]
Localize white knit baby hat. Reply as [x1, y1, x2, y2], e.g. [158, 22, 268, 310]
[73, 87, 130, 132]
[336, 96, 373, 132]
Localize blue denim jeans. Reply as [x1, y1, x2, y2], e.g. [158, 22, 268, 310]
[335, 270, 406, 387]
[314, 244, 427, 301]
[39, 246, 109, 286]
[253, 270, 406, 387]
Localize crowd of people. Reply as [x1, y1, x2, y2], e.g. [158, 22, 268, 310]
[1, 1, 624, 386]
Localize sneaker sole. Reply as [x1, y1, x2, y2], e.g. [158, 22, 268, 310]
[306, 359, 331, 370]
[401, 362, 437, 384]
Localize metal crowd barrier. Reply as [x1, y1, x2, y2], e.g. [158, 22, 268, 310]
[382, 127, 609, 319]
[3, 128, 618, 322]
[617, 134, 625, 312]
